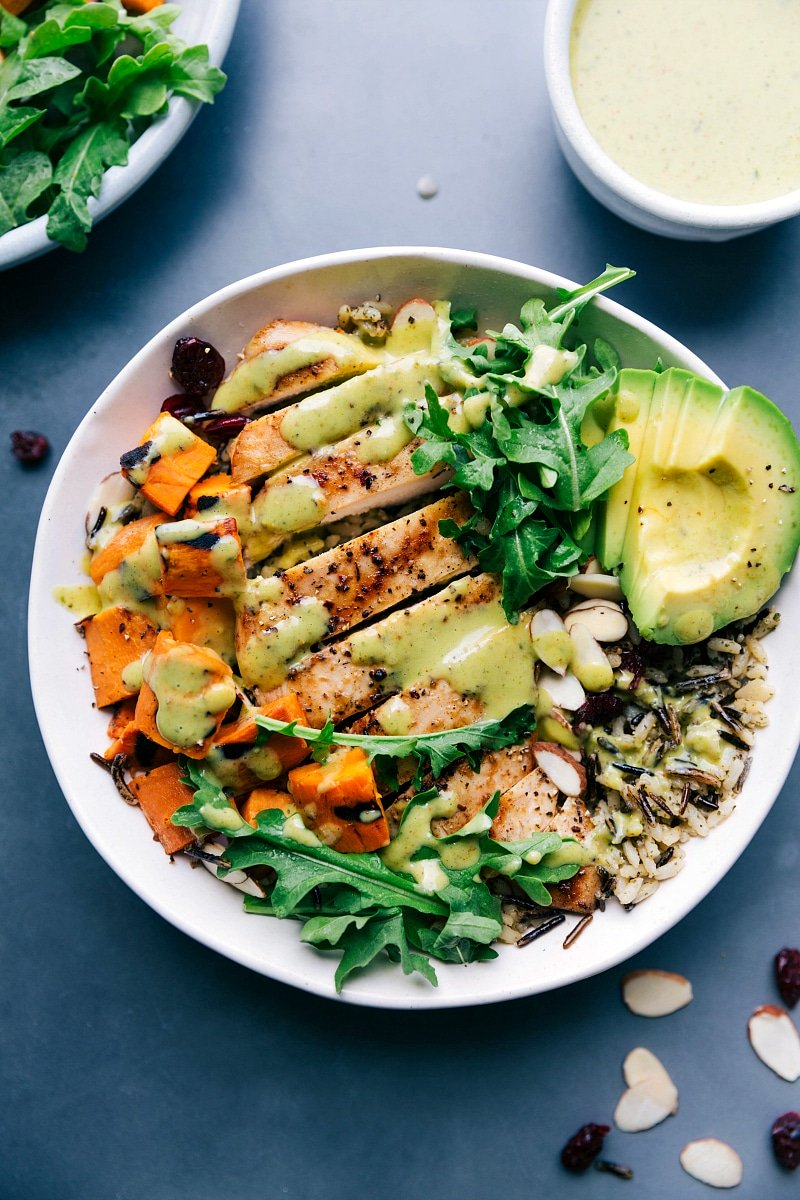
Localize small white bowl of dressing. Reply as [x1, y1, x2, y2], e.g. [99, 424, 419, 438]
[544, 0, 800, 241]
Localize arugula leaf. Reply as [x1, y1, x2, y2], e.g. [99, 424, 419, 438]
[47, 118, 128, 250]
[0, 150, 51, 234]
[6, 55, 81, 101]
[254, 705, 538, 787]
[0, 11, 26, 48]
[171, 758, 252, 837]
[449, 307, 478, 333]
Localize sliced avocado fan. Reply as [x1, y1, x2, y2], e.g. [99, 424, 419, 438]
[585, 368, 800, 645]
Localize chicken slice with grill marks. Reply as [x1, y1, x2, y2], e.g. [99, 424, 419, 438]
[212, 321, 385, 416]
[249, 573, 503, 721]
[244, 430, 454, 565]
[236, 495, 475, 673]
[229, 356, 446, 485]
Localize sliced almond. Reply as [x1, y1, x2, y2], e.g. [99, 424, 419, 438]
[537, 666, 586, 711]
[622, 969, 693, 1017]
[614, 1072, 678, 1132]
[568, 622, 614, 692]
[530, 608, 573, 675]
[622, 1046, 672, 1088]
[201, 841, 266, 899]
[564, 598, 629, 643]
[569, 572, 623, 601]
[531, 743, 586, 797]
[680, 1139, 743, 1189]
[748, 1004, 800, 1081]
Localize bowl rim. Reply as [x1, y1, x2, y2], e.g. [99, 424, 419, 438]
[0, 0, 241, 272]
[28, 245, 800, 1008]
[543, 0, 800, 232]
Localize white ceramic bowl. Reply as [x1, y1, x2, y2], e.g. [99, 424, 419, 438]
[544, 0, 800, 241]
[0, 0, 240, 272]
[29, 247, 800, 1008]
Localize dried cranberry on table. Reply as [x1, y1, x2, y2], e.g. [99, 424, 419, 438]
[771, 1112, 800, 1170]
[560, 1122, 610, 1172]
[775, 948, 800, 1008]
[10, 430, 49, 465]
[171, 337, 225, 395]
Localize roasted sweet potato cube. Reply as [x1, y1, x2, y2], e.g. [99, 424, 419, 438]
[81, 606, 159, 708]
[89, 513, 165, 587]
[240, 787, 295, 828]
[166, 597, 236, 666]
[120, 413, 216, 516]
[213, 691, 310, 771]
[548, 866, 602, 913]
[288, 748, 389, 853]
[129, 762, 195, 855]
[134, 631, 236, 758]
[156, 517, 246, 598]
[184, 473, 252, 524]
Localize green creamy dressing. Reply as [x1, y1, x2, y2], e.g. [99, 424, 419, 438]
[142, 643, 236, 749]
[279, 357, 442, 451]
[212, 334, 382, 414]
[203, 742, 284, 788]
[97, 528, 164, 621]
[193, 489, 252, 537]
[349, 578, 536, 719]
[125, 417, 195, 486]
[571, 0, 800, 205]
[252, 475, 326, 533]
[381, 791, 481, 891]
[53, 584, 101, 620]
[165, 598, 237, 667]
[354, 413, 415, 464]
[237, 594, 330, 689]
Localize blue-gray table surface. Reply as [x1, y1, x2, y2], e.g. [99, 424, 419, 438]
[3, 3, 800, 1197]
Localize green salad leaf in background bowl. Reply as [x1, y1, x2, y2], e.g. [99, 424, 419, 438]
[0, 0, 238, 266]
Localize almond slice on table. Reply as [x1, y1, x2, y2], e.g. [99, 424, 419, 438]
[531, 742, 586, 797]
[680, 1139, 743, 1189]
[748, 1005, 800, 1081]
[614, 1069, 678, 1133]
[622, 1046, 673, 1089]
[622, 969, 693, 1017]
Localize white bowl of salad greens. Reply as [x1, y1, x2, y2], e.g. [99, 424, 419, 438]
[30, 247, 800, 1008]
[0, 0, 238, 269]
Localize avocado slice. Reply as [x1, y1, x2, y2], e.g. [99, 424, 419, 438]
[584, 368, 656, 570]
[598, 370, 800, 644]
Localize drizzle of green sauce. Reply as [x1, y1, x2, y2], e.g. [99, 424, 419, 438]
[143, 642, 236, 749]
[52, 584, 101, 620]
[252, 475, 327, 533]
[353, 413, 415, 464]
[237, 596, 330, 689]
[381, 791, 481, 890]
[350, 579, 536, 719]
[213, 335, 382, 414]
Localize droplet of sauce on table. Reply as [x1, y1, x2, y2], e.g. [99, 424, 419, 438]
[416, 175, 439, 200]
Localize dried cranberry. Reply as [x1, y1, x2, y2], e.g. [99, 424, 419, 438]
[171, 336, 225, 395]
[160, 393, 205, 421]
[619, 648, 645, 689]
[11, 430, 49, 465]
[771, 1112, 800, 1170]
[776, 948, 800, 1008]
[560, 1123, 610, 1172]
[192, 413, 248, 440]
[573, 692, 623, 728]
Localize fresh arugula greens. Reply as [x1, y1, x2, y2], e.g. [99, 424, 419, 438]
[220, 793, 583, 992]
[254, 705, 537, 789]
[0, 1, 226, 250]
[406, 266, 636, 621]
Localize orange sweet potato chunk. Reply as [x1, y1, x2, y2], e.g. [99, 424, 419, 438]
[240, 787, 295, 828]
[156, 517, 246, 598]
[184, 474, 252, 520]
[134, 631, 235, 758]
[214, 692, 310, 770]
[288, 748, 389, 853]
[89, 513, 165, 586]
[122, 413, 216, 516]
[166, 597, 236, 663]
[82, 606, 159, 708]
[129, 763, 195, 856]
